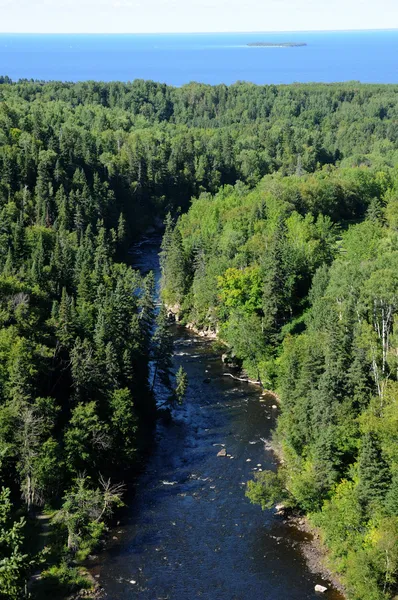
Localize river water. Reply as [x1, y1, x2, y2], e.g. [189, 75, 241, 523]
[91, 236, 343, 600]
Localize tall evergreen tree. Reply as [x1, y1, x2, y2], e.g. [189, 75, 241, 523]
[357, 433, 391, 511]
[151, 305, 174, 392]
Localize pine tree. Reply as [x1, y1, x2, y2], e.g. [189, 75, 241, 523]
[64, 402, 110, 474]
[0, 487, 33, 599]
[174, 366, 188, 404]
[105, 341, 120, 388]
[11, 215, 25, 270]
[357, 433, 391, 511]
[70, 338, 99, 401]
[261, 219, 287, 340]
[116, 212, 127, 256]
[7, 338, 35, 403]
[151, 305, 173, 391]
[384, 474, 398, 517]
[161, 226, 186, 306]
[30, 233, 45, 286]
[139, 271, 156, 350]
[109, 388, 137, 462]
[159, 212, 174, 272]
[111, 277, 134, 351]
[3, 248, 13, 276]
[94, 307, 107, 359]
[57, 288, 75, 348]
[93, 223, 111, 285]
[55, 186, 70, 230]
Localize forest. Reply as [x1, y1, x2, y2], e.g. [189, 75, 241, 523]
[1, 77, 398, 598]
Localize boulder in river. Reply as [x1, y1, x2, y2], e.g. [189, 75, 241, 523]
[275, 503, 286, 515]
[315, 584, 328, 593]
[217, 448, 227, 457]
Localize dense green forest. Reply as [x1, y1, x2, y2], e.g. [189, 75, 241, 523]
[2, 77, 398, 598]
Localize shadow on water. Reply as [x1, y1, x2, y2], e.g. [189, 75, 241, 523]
[91, 237, 344, 600]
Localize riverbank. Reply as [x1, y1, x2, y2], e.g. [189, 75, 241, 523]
[168, 308, 346, 598]
[286, 515, 346, 597]
[168, 307, 279, 395]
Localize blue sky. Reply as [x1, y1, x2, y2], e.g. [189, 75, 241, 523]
[0, 0, 397, 33]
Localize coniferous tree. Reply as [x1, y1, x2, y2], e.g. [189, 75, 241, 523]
[0, 488, 35, 599]
[384, 475, 398, 517]
[357, 433, 391, 511]
[174, 366, 188, 405]
[159, 212, 174, 273]
[151, 305, 173, 392]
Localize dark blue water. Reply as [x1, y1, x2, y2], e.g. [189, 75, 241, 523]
[0, 30, 398, 85]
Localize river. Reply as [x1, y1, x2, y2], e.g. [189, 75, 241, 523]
[91, 236, 344, 600]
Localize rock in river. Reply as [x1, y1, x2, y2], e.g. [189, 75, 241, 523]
[315, 584, 328, 593]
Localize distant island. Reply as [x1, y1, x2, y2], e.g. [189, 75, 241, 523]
[247, 42, 307, 47]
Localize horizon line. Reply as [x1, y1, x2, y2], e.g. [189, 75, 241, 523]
[1, 27, 398, 35]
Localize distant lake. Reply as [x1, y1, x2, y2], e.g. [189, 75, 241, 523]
[0, 30, 398, 85]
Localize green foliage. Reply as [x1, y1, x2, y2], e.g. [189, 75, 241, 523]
[161, 217, 187, 306]
[64, 402, 110, 475]
[221, 310, 267, 383]
[357, 433, 391, 512]
[174, 366, 188, 405]
[0, 487, 33, 600]
[3, 77, 398, 599]
[109, 388, 138, 462]
[35, 562, 92, 599]
[313, 479, 364, 570]
[218, 266, 263, 316]
[151, 305, 174, 391]
[55, 475, 124, 556]
[385, 475, 398, 517]
[246, 470, 288, 510]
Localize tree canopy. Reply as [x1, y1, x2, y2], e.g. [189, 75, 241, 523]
[2, 76, 398, 598]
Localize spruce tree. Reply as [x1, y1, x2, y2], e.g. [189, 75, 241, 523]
[385, 474, 398, 517]
[139, 271, 156, 350]
[151, 305, 173, 391]
[161, 227, 186, 306]
[174, 366, 188, 405]
[159, 212, 174, 272]
[357, 433, 391, 511]
[0, 488, 33, 599]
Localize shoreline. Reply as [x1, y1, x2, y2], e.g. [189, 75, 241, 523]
[271, 442, 346, 596]
[285, 514, 346, 597]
